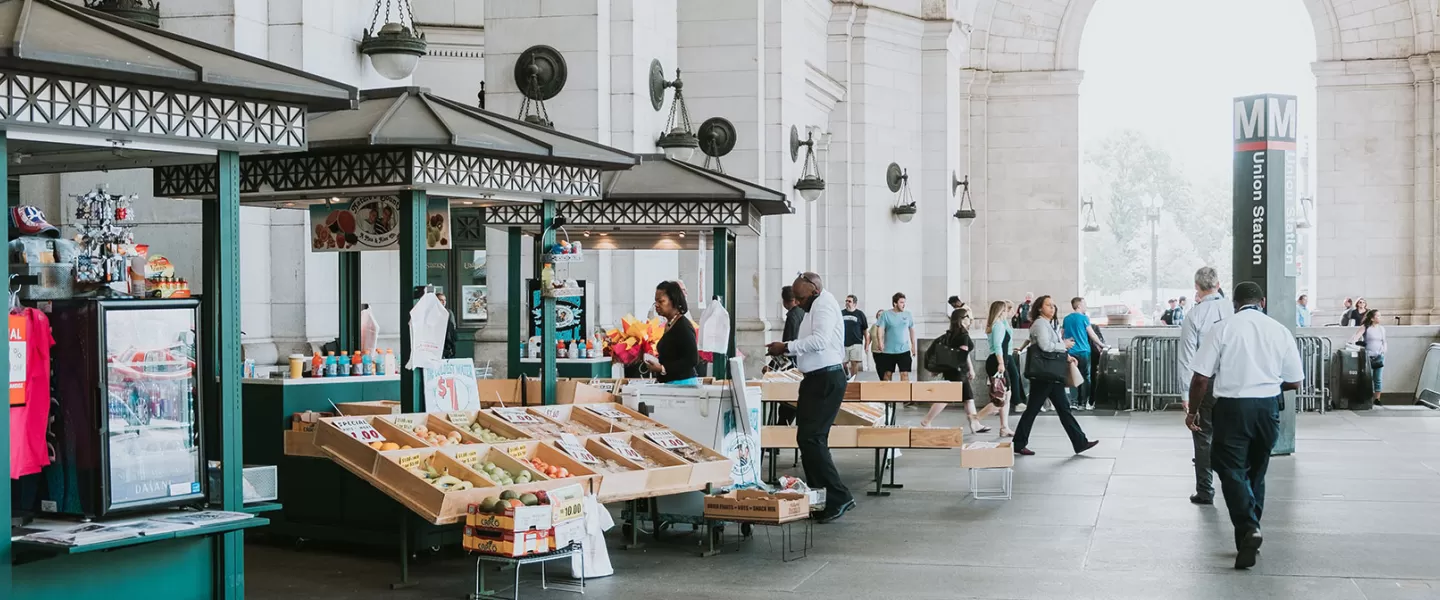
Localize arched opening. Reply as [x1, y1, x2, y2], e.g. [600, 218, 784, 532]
[1074, 0, 1320, 322]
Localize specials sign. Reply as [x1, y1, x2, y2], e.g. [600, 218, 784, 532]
[1232, 94, 1299, 294]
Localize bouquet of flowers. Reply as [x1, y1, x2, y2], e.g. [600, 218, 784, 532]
[605, 314, 665, 366]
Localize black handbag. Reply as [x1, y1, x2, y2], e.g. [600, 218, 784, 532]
[1370, 354, 1385, 369]
[925, 332, 965, 373]
[1025, 346, 1069, 384]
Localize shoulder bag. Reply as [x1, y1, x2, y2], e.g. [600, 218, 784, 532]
[1024, 321, 1069, 384]
[925, 332, 964, 374]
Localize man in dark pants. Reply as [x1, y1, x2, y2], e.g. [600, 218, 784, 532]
[1186, 281, 1304, 569]
[1177, 266, 1232, 505]
[768, 272, 855, 523]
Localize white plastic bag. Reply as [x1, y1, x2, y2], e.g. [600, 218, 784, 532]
[697, 298, 731, 354]
[405, 292, 448, 370]
[569, 494, 614, 578]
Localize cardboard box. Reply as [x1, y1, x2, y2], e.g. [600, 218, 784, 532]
[911, 382, 968, 402]
[961, 441, 1015, 469]
[291, 411, 336, 432]
[467, 502, 553, 533]
[283, 430, 326, 458]
[703, 490, 809, 524]
[551, 517, 586, 549]
[523, 380, 616, 406]
[760, 382, 800, 401]
[760, 426, 860, 448]
[335, 400, 400, 416]
[856, 426, 911, 448]
[464, 527, 551, 557]
[910, 427, 964, 448]
[476, 378, 523, 407]
[847, 381, 911, 402]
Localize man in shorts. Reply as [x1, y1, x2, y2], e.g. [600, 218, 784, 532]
[875, 292, 916, 381]
[841, 295, 868, 377]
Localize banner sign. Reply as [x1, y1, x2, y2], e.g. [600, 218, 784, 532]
[310, 196, 451, 252]
[423, 358, 480, 412]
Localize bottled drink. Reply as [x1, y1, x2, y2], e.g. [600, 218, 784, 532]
[312, 351, 324, 377]
[326, 351, 338, 377]
[362, 351, 375, 376]
[569, 340, 579, 359]
[350, 351, 363, 376]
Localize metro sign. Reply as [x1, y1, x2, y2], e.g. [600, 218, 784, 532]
[1231, 93, 1299, 313]
[1234, 96, 1298, 148]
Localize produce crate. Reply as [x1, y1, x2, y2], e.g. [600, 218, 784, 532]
[464, 527, 552, 557]
[528, 404, 622, 436]
[846, 381, 911, 402]
[961, 441, 1015, 469]
[457, 410, 536, 444]
[282, 430, 326, 458]
[523, 380, 616, 405]
[313, 415, 395, 473]
[703, 490, 809, 524]
[595, 433, 692, 491]
[466, 501, 553, 533]
[910, 427, 964, 448]
[856, 426, 911, 448]
[373, 447, 497, 523]
[911, 382, 967, 402]
[499, 440, 600, 489]
[475, 378, 524, 406]
[580, 437, 649, 501]
[335, 400, 400, 415]
[649, 429, 732, 486]
[488, 406, 572, 439]
[587, 402, 664, 432]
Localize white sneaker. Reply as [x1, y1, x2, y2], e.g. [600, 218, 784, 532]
[1014, 403, 1027, 412]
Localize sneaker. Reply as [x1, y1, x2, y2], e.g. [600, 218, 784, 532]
[1014, 403, 1028, 413]
[817, 499, 856, 524]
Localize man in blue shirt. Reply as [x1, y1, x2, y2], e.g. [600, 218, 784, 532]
[875, 292, 916, 381]
[1295, 294, 1311, 327]
[1063, 297, 1107, 410]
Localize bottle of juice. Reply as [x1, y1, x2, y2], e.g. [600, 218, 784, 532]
[337, 351, 350, 376]
[362, 351, 374, 376]
[311, 352, 323, 377]
[384, 349, 397, 375]
[350, 351, 363, 376]
[326, 351, 338, 377]
[569, 340, 579, 359]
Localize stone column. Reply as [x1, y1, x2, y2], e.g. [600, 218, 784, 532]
[961, 69, 992, 307]
[1411, 55, 1436, 324]
[918, 18, 966, 334]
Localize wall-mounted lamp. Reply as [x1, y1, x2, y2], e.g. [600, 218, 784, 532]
[651, 61, 698, 161]
[1081, 195, 1099, 233]
[888, 163, 915, 223]
[1295, 196, 1314, 229]
[952, 172, 976, 226]
[698, 117, 736, 174]
[790, 125, 825, 202]
[516, 45, 566, 129]
[360, 0, 428, 80]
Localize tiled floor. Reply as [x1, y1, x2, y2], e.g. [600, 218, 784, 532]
[246, 408, 1440, 599]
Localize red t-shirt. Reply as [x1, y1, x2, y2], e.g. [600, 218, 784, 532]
[10, 308, 54, 479]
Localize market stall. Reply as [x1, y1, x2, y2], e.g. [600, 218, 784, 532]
[1, 2, 358, 598]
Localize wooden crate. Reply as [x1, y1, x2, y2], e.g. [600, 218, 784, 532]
[528, 404, 622, 436]
[856, 426, 911, 448]
[596, 433, 692, 490]
[465, 410, 536, 443]
[373, 447, 498, 523]
[335, 400, 400, 415]
[582, 437, 649, 502]
[760, 426, 859, 448]
[475, 378, 523, 407]
[654, 429, 733, 486]
[283, 430, 326, 458]
[853, 381, 911, 401]
[911, 382, 968, 402]
[760, 382, 800, 400]
[910, 427, 964, 448]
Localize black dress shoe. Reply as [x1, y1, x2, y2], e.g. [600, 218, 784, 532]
[1190, 494, 1214, 505]
[1235, 529, 1263, 569]
[817, 499, 856, 524]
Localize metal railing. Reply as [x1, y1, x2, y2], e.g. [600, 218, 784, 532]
[1127, 335, 1331, 412]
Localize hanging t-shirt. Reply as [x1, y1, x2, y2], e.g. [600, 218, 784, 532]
[10, 307, 54, 479]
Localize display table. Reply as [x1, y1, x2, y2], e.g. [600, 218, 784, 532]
[518, 357, 613, 379]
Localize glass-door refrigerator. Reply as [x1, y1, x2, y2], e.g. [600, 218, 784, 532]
[43, 298, 204, 518]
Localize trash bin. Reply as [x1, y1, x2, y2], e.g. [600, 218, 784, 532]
[1334, 347, 1372, 410]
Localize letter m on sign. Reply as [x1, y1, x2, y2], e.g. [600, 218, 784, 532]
[1268, 97, 1297, 140]
[1234, 98, 1264, 141]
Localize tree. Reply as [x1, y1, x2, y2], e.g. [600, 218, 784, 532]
[1082, 130, 1231, 299]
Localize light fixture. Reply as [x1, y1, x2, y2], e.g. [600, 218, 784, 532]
[85, 0, 160, 27]
[516, 46, 566, 129]
[1080, 195, 1099, 233]
[283, 202, 296, 208]
[462, 200, 474, 205]
[888, 163, 915, 223]
[698, 117, 736, 174]
[1296, 196, 1314, 229]
[678, 231, 686, 238]
[652, 62, 698, 161]
[952, 172, 976, 226]
[583, 231, 591, 237]
[791, 125, 825, 202]
[360, 0, 427, 80]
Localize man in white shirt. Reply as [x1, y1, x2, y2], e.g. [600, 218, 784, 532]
[1176, 267, 1234, 506]
[1187, 281, 1304, 570]
[766, 272, 854, 523]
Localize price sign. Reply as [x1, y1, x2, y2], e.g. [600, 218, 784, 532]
[389, 415, 419, 432]
[446, 411, 473, 427]
[396, 453, 425, 471]
[535, 406, 564, 420]
[452, 449, 480, 468]
[332, 417, 386, 443]
[494, 408, 542, 424]
[557, 434, 599, 464]
[583, 404, 627, 420]
[644, 430, 688, 450]
[549, 483, 585, 523]
[505, 444, 530, 460]
[587, 379, 616, 392]
[602, 436, 645, 463]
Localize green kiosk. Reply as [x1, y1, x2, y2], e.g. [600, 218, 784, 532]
[153, 87, 638, 585]
[2, 1, 358, 598]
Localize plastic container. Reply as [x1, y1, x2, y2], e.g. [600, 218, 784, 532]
[288, 354, 305, 379]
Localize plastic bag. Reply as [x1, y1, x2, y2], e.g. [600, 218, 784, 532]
[696, 298, 731, 354]
[569, 494, 614, 578]
[405, 292, 448, 370]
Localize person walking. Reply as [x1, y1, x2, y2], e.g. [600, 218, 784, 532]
[1013, 293, 1034, 330]
[1350, 308, 1387, 405]
[1175, 296, 1188, 324]
[1186, 281, 1304, 570]
[841, 295, 868, 377]
[875, 293, 916, 381]
[868, 309, 884, 374]
[1342, 297, 1366, 327]
[984, 301, 1018, 434]
[1062, 297, 1106, 410]
[644, 281, 700, 385]
[1177, 267, 1233, 506]
[766, 272, 855, 523]
[921, 308, 1000, 432]
[1011, 295, 1100, 456]
[1339, 297, 1355, 325]
[948, 296, 965, 311]
[1003, 301, 1029, 414]
[1295, 294, 1311, 328]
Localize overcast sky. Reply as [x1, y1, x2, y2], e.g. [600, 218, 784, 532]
[1079, 0, 1318, 184]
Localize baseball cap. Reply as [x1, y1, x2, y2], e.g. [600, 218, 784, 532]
[11, 205, 59, 238]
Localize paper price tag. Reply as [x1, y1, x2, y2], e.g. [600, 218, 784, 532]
[602, 436, 645, 463]
[332, 417, 386, 443]
[549, 483, 585, 523]
[587, 379, 616, 392]
[494, 408, 542, 424]
[535, 406, 564, 420]
[644, 430, 688, 450]
[446, 411, 473, 427]
[505, 444, 530, 460]
[452, 449, 480, 468]
[582, 404, 627, 420]
[396, 453, 425, 471]
[389, 415, 419, 432]
[557, 434, 599, 464]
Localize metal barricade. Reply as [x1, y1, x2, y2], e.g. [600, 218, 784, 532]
[1127, 336, 1184, 411]
[1294, 336, 1331, 413]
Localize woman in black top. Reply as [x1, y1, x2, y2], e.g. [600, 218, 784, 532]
[644, 280, 700, 384]
[920, 308, 998, 433]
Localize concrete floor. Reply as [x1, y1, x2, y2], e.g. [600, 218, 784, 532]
[246, 408, 1440, 599]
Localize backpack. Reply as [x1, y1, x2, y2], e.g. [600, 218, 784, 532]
[924, 331, 965, 374]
